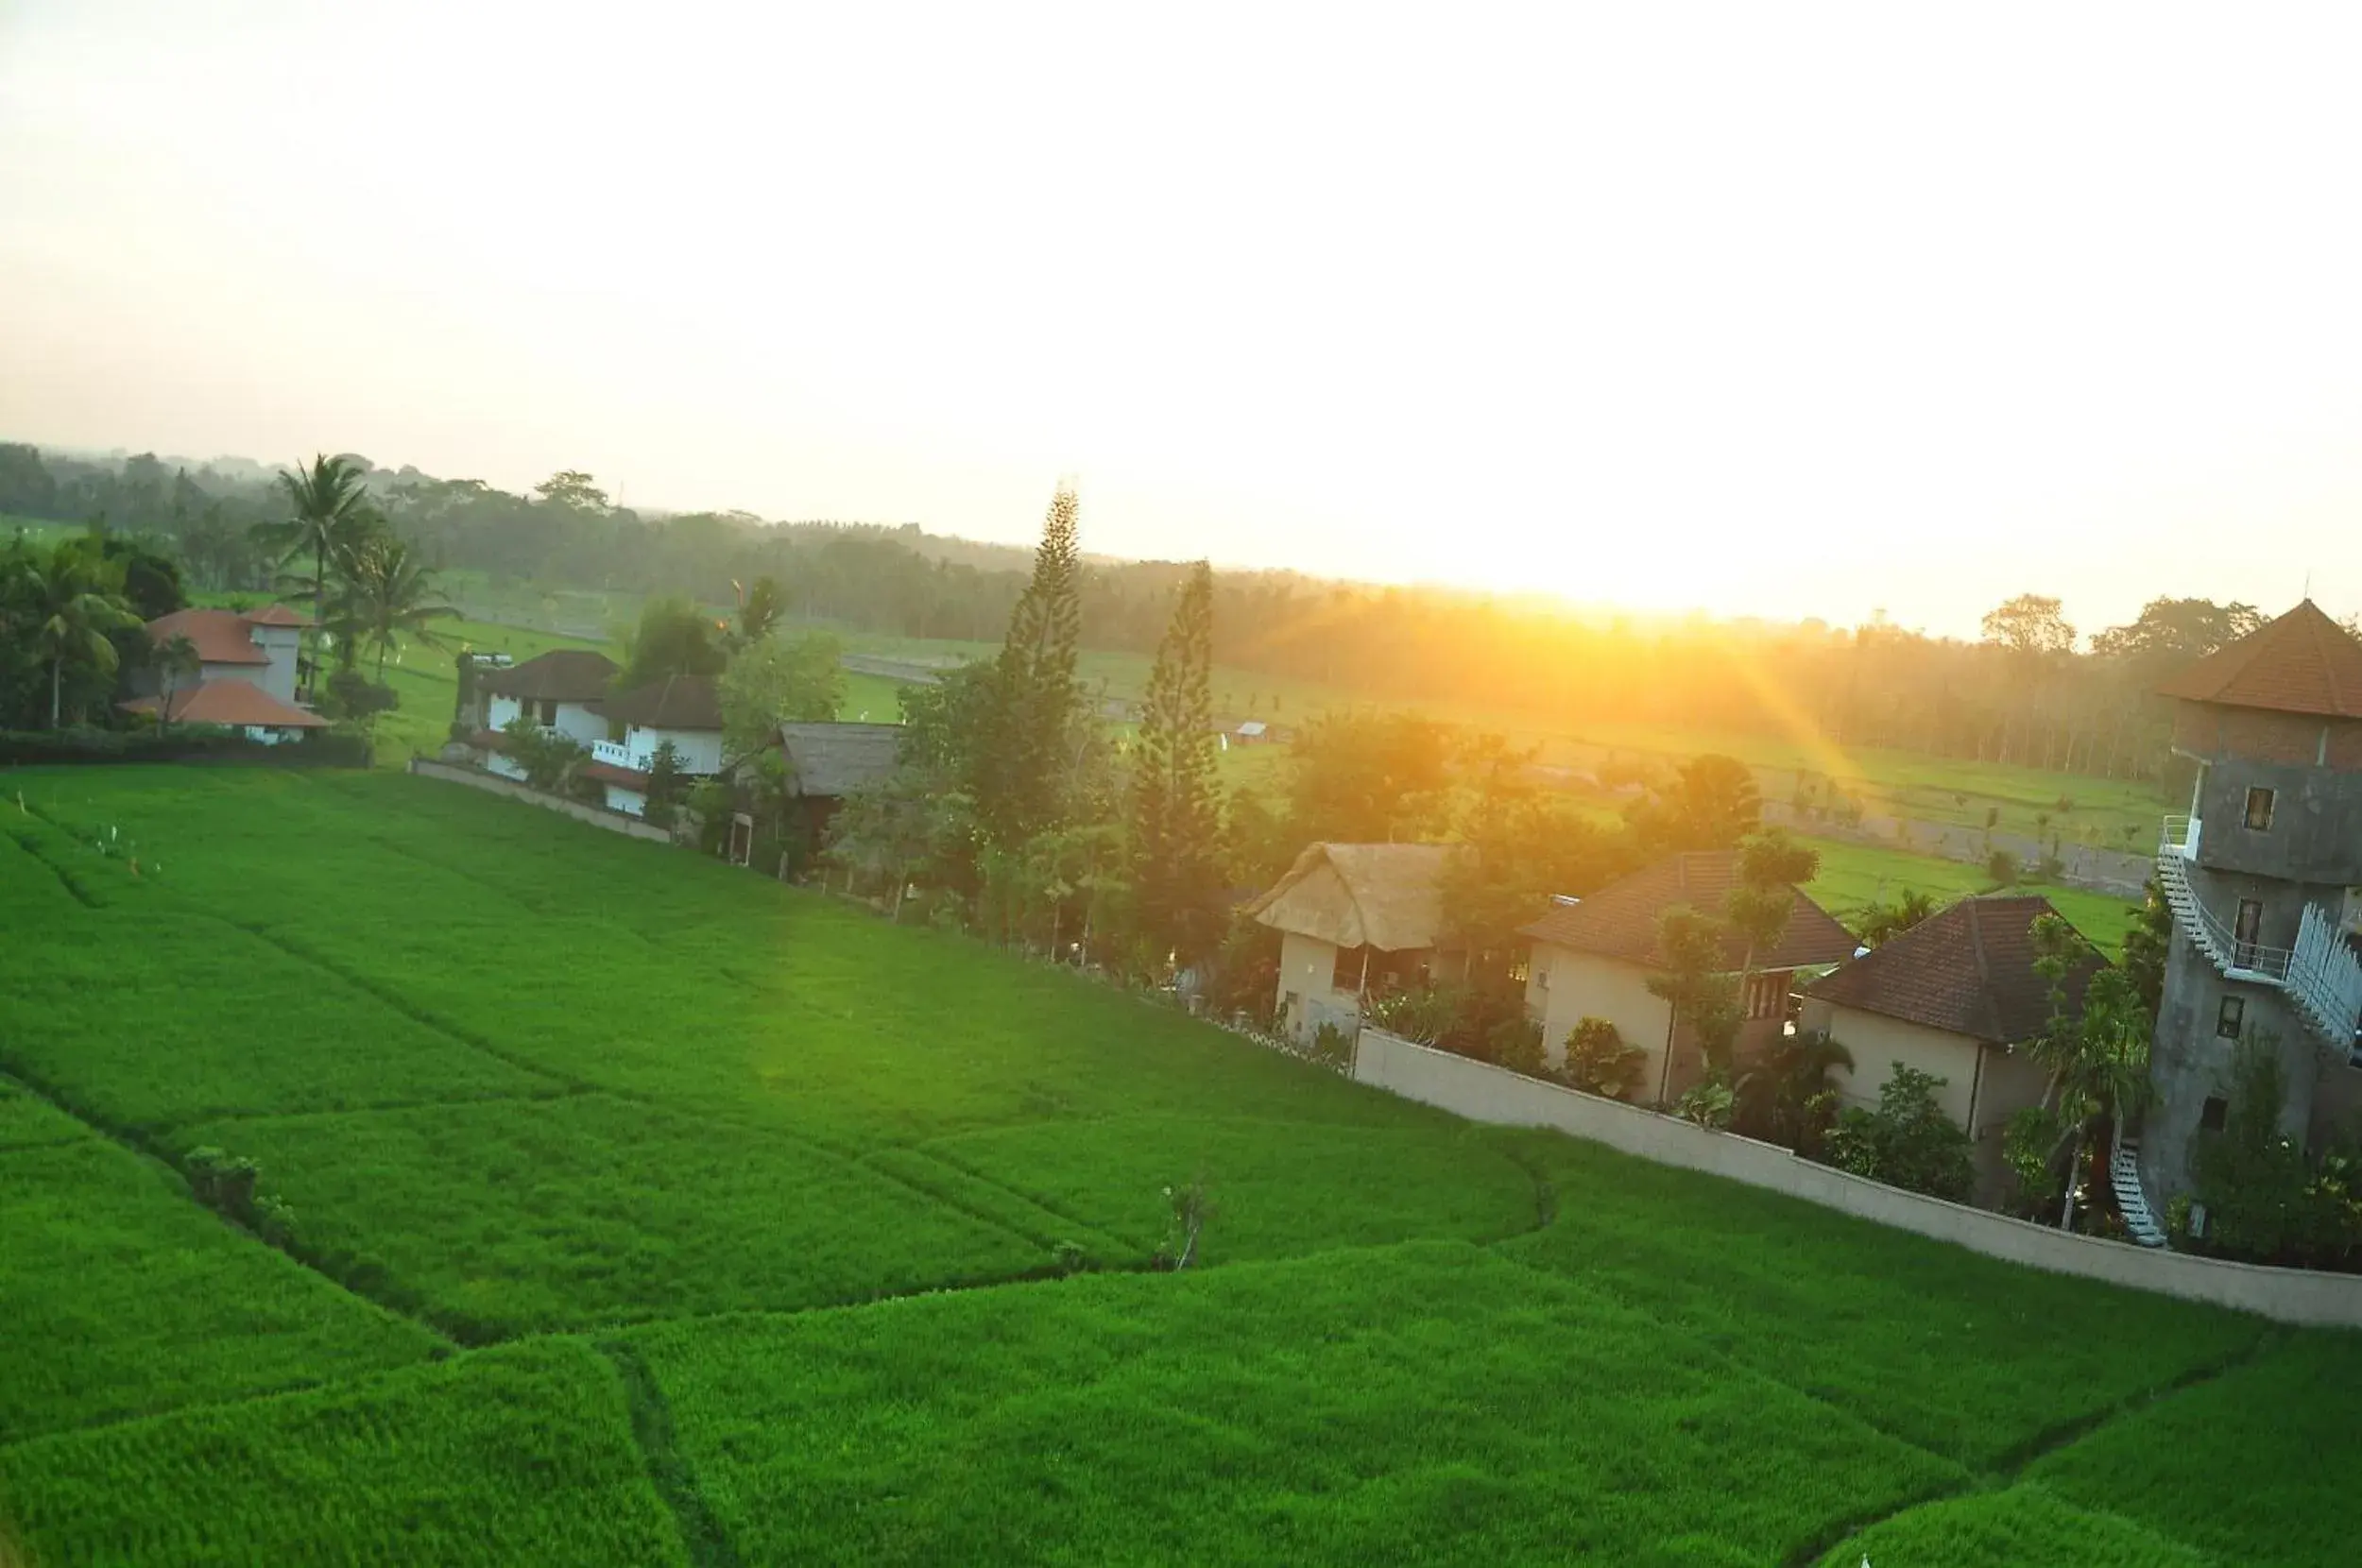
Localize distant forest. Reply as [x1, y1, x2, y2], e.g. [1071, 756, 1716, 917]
[0, 440, 2284, 782]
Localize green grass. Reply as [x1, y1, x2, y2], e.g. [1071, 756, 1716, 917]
[0, 761, 2336, 1563]
[0, 1340, 685, 1567]
[0, 1130, 437, 1443]
[174, 1095, 1053, 1341]
[1817, 1485, 2208, 1567]
[2027, 1331, 2362, 1568]
[1803, 837, 2142, 953]
[624, 1242, 1964, 1566]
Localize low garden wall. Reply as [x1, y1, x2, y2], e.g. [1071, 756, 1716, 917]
[407, 758, 676, 844]
[1352, 1028, 2362, 1328]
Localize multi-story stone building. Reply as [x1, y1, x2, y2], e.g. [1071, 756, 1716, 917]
[2140, 601, 2362, 1209]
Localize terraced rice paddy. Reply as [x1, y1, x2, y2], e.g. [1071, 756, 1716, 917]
[0, 764, 2344, 1564]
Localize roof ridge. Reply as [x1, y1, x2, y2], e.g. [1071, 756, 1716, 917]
[1963, 898, 2003, 1041]
[2311, 603, 2350, 716]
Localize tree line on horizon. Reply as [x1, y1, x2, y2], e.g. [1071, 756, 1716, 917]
[0, 441, 2291, 783]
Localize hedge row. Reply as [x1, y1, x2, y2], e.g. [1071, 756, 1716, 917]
[0, 726, 373, 769]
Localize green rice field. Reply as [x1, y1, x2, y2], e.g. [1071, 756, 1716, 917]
[0, 763, 2341, 1564]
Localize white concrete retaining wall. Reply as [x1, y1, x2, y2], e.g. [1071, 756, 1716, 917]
[1353, 1028, 2362, 1328]
[408, 758, 677, 844]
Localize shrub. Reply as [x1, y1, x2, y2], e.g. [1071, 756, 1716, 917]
[1823, 1065, 1973, 1202]
[501, 717, 586, 793]
[1561, 1017, 1646, 1100]
[1309, 1021, 1354, 1070]
[1490, 1015, 1546, 1078]
[1984, 848, 2021, 887]
[1363, 983, 1462, 1048]
[0, 726, 369, 768]
[322, 671, 400, 721]
[1673, 1078, 1736, 1129]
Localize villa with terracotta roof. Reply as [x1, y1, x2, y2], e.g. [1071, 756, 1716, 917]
[1244, 843, 1459, 1043]
[1802, 895, 2101, 1202]
[120, 605, 325, 741]
[2138, 599, 2362, 1219]
[467, 649, 619, 785]
[1520, 850, 1857, 1102]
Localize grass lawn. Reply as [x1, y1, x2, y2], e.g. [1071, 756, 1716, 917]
[1803, 837, 2143, 954]
[0, 761, 2336, 1564]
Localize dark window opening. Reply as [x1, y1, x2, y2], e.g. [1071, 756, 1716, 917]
[2217, 996, 2246, 1039]
[539, 699, 558, 725]
[1331, 945, 1366, 994]
[2199, 1096, 2229, 1133]
[2245, 786, 2276, 831]
[2234, 899, 2265, 968]
[1744, 973, 1787, 1019]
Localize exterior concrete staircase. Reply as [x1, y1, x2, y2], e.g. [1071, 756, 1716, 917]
[2156, 816, 2362, 1060]
[2110, 1128, 2168, 1249]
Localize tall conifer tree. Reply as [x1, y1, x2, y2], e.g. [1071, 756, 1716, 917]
[1131, 561, 1224, 967]
[978, 484, 1085, 844]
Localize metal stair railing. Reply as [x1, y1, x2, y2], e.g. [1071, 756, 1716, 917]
[2156, 817, 2362, 1055]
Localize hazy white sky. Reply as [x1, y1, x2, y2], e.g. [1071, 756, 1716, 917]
[8, 1, 2362, 638]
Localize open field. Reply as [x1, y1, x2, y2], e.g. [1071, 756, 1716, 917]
[1804, 838, 2143, 954]
[0, 763, 2340, 1563]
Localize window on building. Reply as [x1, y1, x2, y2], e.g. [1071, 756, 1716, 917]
[2245, 786, 2276, 831]
[2234, 899, 2265, 968]
[1744, 973, 1786, 1019]
[1331, 945, 1367, 994]
[2216, 996, 2246, 1039]
[539, 699, 558, 725]
[2199, 1096, 2229, 1133]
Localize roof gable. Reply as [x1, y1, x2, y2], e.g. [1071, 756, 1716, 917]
[479, 649, 620, 703]
[778, 722, 902, 796]
[1242, 843, 1455, 951]
[2156, 600, 2362, 719]
[120, 679, 328, 728]
[1518, 850, 1857, 971]
[594, 674, 725, 731]
[1803, 895, 2102, 1044]
[145, 608, 269, 666]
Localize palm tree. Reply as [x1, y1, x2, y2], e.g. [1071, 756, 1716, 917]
[346, 537, 461, 682]
[253, 454, 373, 687]
[25, 545, 139, 728]
[1735, 1030, 1855, 1152]
[154, 633, 201, 737]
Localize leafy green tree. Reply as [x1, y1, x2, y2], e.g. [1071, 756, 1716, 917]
[501, 715, 587, 792]
[1562, 1016, 1648, 1100]
[1734, 1030, 1853, 1153]
[1284, 709, 1453, 846]
[534, 470, 609, 511]
[2013, 912, 2150, 1227]
[730, 575, 787, 647]
[719, 632, 844, 758]
[976, 485, 1086, 845]
[1631, 753, 1760, 851]
[152, 633, 201, 738]
[2120, 878, 2171, 1016]
[1724, 828, 1819, 997]
[616, 595, 727, 689]
[642, 741, 687, 828]
[15, 540, 140, 727]
[1855, 888, 1939, 946]
[1644, 906, 1742, 1096]
[2190, 1037, 2362, 1268]
[1825, 1064, 1974, 1201]
[1129, 561, 1224, 970]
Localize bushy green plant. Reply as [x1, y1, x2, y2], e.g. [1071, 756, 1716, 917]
[1309, 1021, 1354, 1070]
[1984, 848, 2021, 887]
[1362, 982, 1462, 1047]
[1674, 1077, 1736, 1129]
[1823, 1065, 1973, 1202]
[1561, 1016, 1646, 1099]
[2189, 1039, 2362, 1269]
[500, 715, 586, 793]
[1490, 1014, 1546, 1077]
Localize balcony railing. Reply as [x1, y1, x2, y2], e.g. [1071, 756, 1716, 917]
[2156, 815, 2362, 1055]
[590, 739, 651, 772]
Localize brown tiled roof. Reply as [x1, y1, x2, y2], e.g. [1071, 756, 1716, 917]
[1519, 850, 1857, 971]
[1803, 895, 2101, 1045]
[120, 679, 328, 729]
[1244, 843, 1456, 951]
[145, 608, 269, 666]
[239, 604, 311, 628]
[593, 674, 725, 731]
[2156, 600, 2362, 719]
[578, 760, 650, 791]
[478, 649, 619, 703]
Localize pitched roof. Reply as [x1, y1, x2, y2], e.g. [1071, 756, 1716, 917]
[1519, 850, 1857, 971]
[1803, 895, 2101, 1045]
[778, 722, 902, 796]
[1242, 843, 1455, 951]
[145, 608, 270, 666]
[478, 649, 619, 703]
[2156, 600, 2362, 719]
[239, 604, 311, 628]
[119, 679, 329, 729]
[593, 674, 725, 731]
